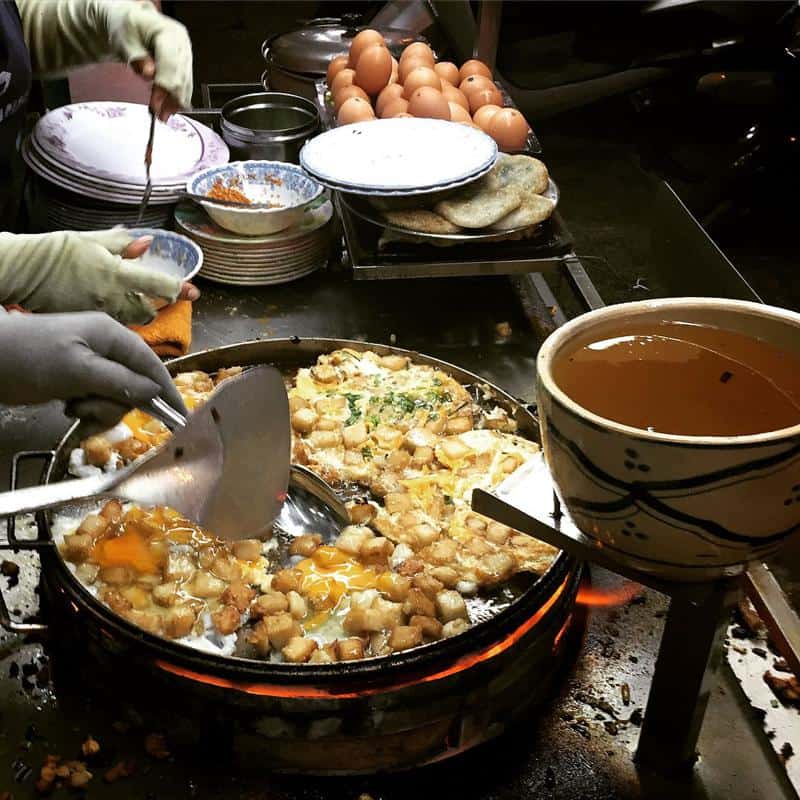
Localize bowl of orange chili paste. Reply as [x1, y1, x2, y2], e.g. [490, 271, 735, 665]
[188, 160, 324, 235]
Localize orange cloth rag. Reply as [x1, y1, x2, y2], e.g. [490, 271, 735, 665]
[130, 300, 193, 357]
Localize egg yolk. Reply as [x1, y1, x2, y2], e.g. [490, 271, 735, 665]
[121, 382, 201, 447]
[91, 507, 196, 575]
[92, 526, 164, 574]
[296, 546, 379, 630]
[121, 408, 171, 447]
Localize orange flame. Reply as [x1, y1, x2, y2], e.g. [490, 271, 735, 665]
[576, 582, 642, 608]
[155, 574, 572, 699]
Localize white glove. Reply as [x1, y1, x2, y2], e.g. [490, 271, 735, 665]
[18, 0, 193, 116]
[0, 228, 181, 325]
[106, 1, 194, 117]
[0, 311, 186, 429]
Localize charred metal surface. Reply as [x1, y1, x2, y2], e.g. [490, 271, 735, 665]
[727, 598, 800, 795]
[1, 562, 793, 798]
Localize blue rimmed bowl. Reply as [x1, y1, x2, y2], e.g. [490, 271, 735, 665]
[126, 227, 202, 282]
[187, 160, 324, 236]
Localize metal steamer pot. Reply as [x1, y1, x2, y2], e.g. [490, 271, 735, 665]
[0, 339, 581, 773]
[262, 18, 426, 101]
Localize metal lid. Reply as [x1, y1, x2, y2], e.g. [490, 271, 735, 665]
[264, 18, 424, 76]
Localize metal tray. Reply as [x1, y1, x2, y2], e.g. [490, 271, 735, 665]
[312, 77, 572, 279]
[340, 177, 560, 243]
[338, 196, 574, 279]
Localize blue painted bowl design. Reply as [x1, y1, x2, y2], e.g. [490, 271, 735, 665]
[127, 228, 203, 281]
[536, 298, 800, 581]
[187, 161, 324, 236]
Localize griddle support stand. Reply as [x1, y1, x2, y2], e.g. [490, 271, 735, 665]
[503, 255, 800, 776]
[635, 577, 740, 773]
[472, 479, 744, 777]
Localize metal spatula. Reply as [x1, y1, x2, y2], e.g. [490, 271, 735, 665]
[0, 367, 291, 540]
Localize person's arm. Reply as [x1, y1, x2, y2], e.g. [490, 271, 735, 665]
[0, 228, 182, 325]
[17, 0, 192, 116]
[0, 310, 186, 429]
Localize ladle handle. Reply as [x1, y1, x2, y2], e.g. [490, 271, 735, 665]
[0, 474, 112, 518]
[144, 397, 187, 430]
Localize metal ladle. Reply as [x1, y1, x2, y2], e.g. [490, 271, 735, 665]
[137, 401, 349, 546]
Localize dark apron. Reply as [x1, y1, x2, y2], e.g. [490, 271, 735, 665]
[0, 1, 31, 231]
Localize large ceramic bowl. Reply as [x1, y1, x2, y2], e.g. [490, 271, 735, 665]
[187, 160, 323, 236]
[536, 298, 800, 582]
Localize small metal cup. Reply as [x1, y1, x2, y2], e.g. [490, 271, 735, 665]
[220, 92, 320, 164]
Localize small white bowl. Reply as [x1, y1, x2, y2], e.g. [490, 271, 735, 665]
[126, 227, 202, 281]
[188, 160, 324, 236]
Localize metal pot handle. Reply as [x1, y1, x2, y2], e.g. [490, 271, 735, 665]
[0, 450, 55, 633]
[297, 16, 348, 28]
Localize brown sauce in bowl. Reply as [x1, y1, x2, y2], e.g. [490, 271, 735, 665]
[552, 321, 800, 436]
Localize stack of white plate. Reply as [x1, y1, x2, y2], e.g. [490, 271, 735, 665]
[31, 178, 170, 230]
[173, 195, 333, 286]
[299, 118, 498, 197]
[23, 101, 229, 231]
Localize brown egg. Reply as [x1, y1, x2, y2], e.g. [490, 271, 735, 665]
[389, 57, 399, 84]
[381, 97, 409, 118]
[434, 62, 460, 86]
[403, 66, 441, 99]
[473, 103, 503, 132]
[441, 82, 469, 111]
[326, 55, 350, 87]
[488, 108, 531, 151]
[398, 56, 432, 84]
[408, 86, 450, 120]
[400, 42, 435, 68]
[459, 74, 496, 97]
[333, 84, 370, 114]
[468, 85, 503, 114]
[448, 102, 472, 124]
[330, 68, 356, 97]
[355, 44, 393, 96]
[348, 29, 386, 68]
[337, 96, 376, 126]
[459, 59, 492, 82]
[376, 83, 405, 116]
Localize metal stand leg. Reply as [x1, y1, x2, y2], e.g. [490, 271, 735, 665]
[635, 578, 741, 773]
[473, 477, 746, 777]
